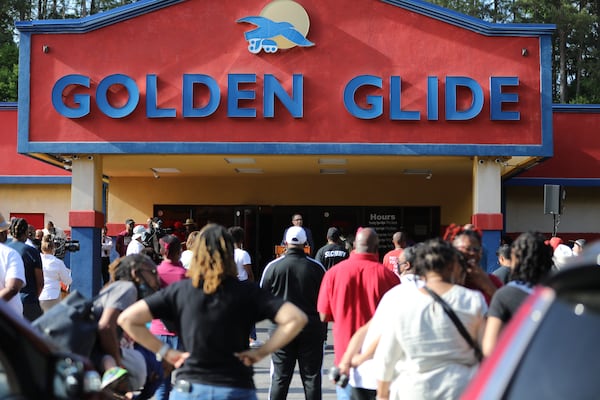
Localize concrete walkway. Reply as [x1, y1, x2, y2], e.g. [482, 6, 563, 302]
[252, 320, 338, 400]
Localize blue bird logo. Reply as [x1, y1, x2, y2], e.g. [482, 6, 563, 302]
[237, 1, 315, 54]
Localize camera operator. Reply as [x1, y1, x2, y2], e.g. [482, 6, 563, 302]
[144, 218, 172, 257]
[43, 221, 66, 240]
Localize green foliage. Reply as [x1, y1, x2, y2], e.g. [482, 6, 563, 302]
[0, 43, 18, 101]
[432, 0, 600, 104]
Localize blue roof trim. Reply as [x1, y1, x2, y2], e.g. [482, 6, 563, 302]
[381, 0, 555, 36]
[552, 104, 600, 113]
[505, 177, 600, 187]
[0, 176, 71, 184]
[22, 141, 550, 156]
[17, 31, 31, 154]
[16, 0, 185, 33]
[539, 35, 553, 156]
[0, 102, 17, 110]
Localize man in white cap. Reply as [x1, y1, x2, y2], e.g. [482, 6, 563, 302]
[261, 226, 327, 400]
[0, 212, 26, 316]
[572, 239, 586, 256]
[126, 225, 147, 255]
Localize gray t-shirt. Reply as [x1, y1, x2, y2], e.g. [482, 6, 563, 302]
[93, 280, 138, 330]
[492, 266, 511, 285]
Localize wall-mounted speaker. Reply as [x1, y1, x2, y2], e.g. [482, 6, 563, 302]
[544, 184, 564, 215]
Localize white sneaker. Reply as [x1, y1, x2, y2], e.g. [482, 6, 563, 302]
[249, 339, 264, 348]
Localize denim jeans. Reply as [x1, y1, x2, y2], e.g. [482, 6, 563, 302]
[169, 381, 257, 400]
[336, 384, 352, 400]
[153, 335, 181, 400]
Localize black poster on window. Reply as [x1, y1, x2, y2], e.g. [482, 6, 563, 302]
[365, 208, 401, 258]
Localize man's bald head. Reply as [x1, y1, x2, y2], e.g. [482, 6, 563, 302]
[354, 227, 379, 254]
[392, 231, 406, 247]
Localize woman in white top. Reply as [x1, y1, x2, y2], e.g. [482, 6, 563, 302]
[374, 238, 487, 400]
[39, 234, 72, 312]
[180, 230, 199, 269]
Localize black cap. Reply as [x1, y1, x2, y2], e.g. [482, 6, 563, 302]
[125, 218, 135, 225]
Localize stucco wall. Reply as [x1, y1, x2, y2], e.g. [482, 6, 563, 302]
[505, 185, 600, 234]
[1, 184, 71, 230]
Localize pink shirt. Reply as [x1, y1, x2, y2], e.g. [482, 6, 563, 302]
[149, 259, 187, 336]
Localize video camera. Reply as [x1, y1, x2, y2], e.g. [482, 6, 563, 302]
[53, 236, 80, 259]
[142, 218, 173, 248]
[150, 218, 173, 237]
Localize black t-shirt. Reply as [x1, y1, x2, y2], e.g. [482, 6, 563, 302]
[315, 243, 349, 270]
[144, 277, 284, 388]
[488, 284, 530, 323]
[7, 241, 42, 304]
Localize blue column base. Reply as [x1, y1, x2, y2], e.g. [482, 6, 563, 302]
[481, 230, 501, 273]
[70, 227, 103, 297]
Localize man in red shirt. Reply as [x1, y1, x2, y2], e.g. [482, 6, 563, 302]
[382, 231, 407, 275]
[317, 227, 399, 400]
[116, 218, 135, 257]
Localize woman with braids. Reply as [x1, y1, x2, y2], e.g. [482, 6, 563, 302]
[373, 238, 487, 400]
[6, 217, 44, 320]
[118, 223, 307, 400]
[92, 253, 161, 395]
[482, 231, 553, 357]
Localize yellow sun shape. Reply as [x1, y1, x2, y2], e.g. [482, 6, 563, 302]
[259, 0, 311, 49]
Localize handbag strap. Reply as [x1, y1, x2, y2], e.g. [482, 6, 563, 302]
[423, 286, 483, 362]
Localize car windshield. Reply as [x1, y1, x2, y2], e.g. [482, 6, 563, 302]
[503, 295, 600, 399]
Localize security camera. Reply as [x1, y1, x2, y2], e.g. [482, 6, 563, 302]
[72, 154, 79, 160]
[87, 155, 94, 160]
[495, 158, 502, 163]
[478, 159, 485, 165]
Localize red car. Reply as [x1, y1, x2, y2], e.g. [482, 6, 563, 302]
[0, 300, 101, 399]
[462, 250, 600, 399]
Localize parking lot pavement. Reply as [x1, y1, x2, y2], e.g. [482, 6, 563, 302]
[253, 320, 338, 400]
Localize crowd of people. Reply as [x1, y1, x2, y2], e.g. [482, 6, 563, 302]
[0, 210, 593, 399]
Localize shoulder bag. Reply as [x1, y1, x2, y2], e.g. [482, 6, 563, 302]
[32, 290, 104, 357]
[423, 286, 483, 362]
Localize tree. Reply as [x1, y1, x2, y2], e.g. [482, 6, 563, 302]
[0, 1, 22, 101]
[0, 44, 18, 102]
[431, 0, 600, 103]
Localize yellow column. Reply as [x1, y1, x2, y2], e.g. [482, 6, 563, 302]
[69, 155, 104, 296]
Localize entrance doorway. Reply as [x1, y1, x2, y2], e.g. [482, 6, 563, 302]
[153, 205, 440, 278]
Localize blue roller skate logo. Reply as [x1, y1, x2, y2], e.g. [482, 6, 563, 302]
[237, 1, 315, 54]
